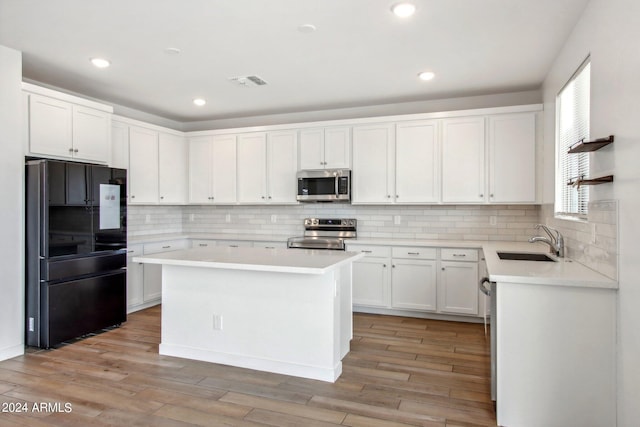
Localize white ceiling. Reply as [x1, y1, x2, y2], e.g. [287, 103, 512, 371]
[0, 0, 589, 123]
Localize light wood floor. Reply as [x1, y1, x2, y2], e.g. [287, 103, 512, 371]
[0, 306, 496, 426]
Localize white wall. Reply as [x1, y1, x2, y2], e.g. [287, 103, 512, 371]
[0, 45, 24, 360]
[541, 0, 640, 424]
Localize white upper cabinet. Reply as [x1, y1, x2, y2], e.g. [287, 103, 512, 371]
[188, 135, 237, 204]
[128, 123, 187, 205]
[488, 112, 537, 203]
[441, 117, 486, 203]
[237, 130, 298, 204]
[26, 91, 111, 164]
[237, 132, 267, 203]
[28, 94, 72, 159]
[188, 136, 213, 204]
[158, 133, 188, 204]
[128, 126, 159, 204]
[267, 130, 298, 204]
[110, 120, 129, 169]
[299, 126, 350, 169]
[71, 105, 110, 162]
[395, 120, 440, 203]
[352, 124, 395, 204]
[353, 120, 440, 205]
[211, 135, 238, 203]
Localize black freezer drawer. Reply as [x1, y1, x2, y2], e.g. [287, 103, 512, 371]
[39, 270, 126, 348]
[43, 251, 126, 282]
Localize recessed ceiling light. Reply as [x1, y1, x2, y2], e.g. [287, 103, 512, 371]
[391, 3, 416, 18]
[418, 71, 435, 81]
[193, 98, 206, 106]
[90, 57, 111, 68]
[298, 24, 317, 33]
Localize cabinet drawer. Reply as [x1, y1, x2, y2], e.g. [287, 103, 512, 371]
[143, 239, 189, 255]
[126, 244, 144, 258]
[216, 240, 252, 248]
[441, 248, 478, 262]
[346, 245, 391, 258]
[253, 241, 287, 249]
[191, 239, 215, 248]
[392, 246, 436, 260]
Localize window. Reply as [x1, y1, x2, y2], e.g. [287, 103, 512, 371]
[556, 58, 590, 217]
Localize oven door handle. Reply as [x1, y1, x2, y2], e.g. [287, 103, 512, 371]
[479, 277, 492, 296]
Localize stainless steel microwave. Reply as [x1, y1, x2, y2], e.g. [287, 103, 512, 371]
[296, 169, 351, 202]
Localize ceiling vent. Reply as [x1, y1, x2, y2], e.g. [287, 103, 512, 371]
[228, 75, 268, 87]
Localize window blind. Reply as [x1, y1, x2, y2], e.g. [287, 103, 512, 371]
[556, 60, 590, 216]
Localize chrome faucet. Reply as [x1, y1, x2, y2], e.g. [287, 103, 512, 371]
[529, 224, 564, 258]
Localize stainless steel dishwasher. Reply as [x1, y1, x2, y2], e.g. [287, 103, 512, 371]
[479, 276, 496, 403]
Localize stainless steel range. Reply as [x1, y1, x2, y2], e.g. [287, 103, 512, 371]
[287, 218, 357, 250]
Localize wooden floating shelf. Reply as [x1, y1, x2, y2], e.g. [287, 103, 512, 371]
[567, 175, 614, 186]
[568, 135, 614, 153]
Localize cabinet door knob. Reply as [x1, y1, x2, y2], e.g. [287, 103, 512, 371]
[74, 149, 79, 153]
[387, 195, 391, 198]
[442, 267, 445, 271]
[131, 195, 135, 199]
[68, 148, 74, 153]
[479, 194, 484, 198]
[383, 264, 387, 268]
[160, 196, 164, 200]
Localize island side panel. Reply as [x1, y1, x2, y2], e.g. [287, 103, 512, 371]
[497, 282, 616, 427]
[338, 263, 353, 359]
[159, 264, 345, 382]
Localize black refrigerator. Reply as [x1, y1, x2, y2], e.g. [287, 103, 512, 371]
[25, 159, 127, 348]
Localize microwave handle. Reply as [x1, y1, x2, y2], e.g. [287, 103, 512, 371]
[335, 175, 339, 197]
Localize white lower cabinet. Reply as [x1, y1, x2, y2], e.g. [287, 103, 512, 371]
[391, 259, 437, 311]
[348, 243, 480, 319]
[391, 246, 438, 311]
[349, 245, 391, 307]
[439, 248, 479, 316]
[127, 239, 188, 313]
[126, 245, 144, 311]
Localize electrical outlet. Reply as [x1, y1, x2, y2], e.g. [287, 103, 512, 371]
[394, 215, 401, 225]
[190, 213, 195, 222]
[145, 214, 151, 224]
[490, 216, 497, 226]
[271, 214, 277, 223]
[212, 314, 223, 330]
[225, 213, 231, 223]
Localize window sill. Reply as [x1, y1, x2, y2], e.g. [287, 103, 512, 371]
[554, 213, 588, 223]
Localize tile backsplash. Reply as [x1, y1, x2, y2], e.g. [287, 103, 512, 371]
[128, 201, 617, 280]
[130, 204, 541, 242]
[540, 200, 618, 280]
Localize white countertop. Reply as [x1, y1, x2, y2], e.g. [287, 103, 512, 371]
[482, 242, 617, 289]
[133, 246, 364, 275]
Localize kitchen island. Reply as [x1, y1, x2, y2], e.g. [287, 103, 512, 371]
[133, 246, 363, 382]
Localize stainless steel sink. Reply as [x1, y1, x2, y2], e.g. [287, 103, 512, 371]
[497, 251, 556, 262]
